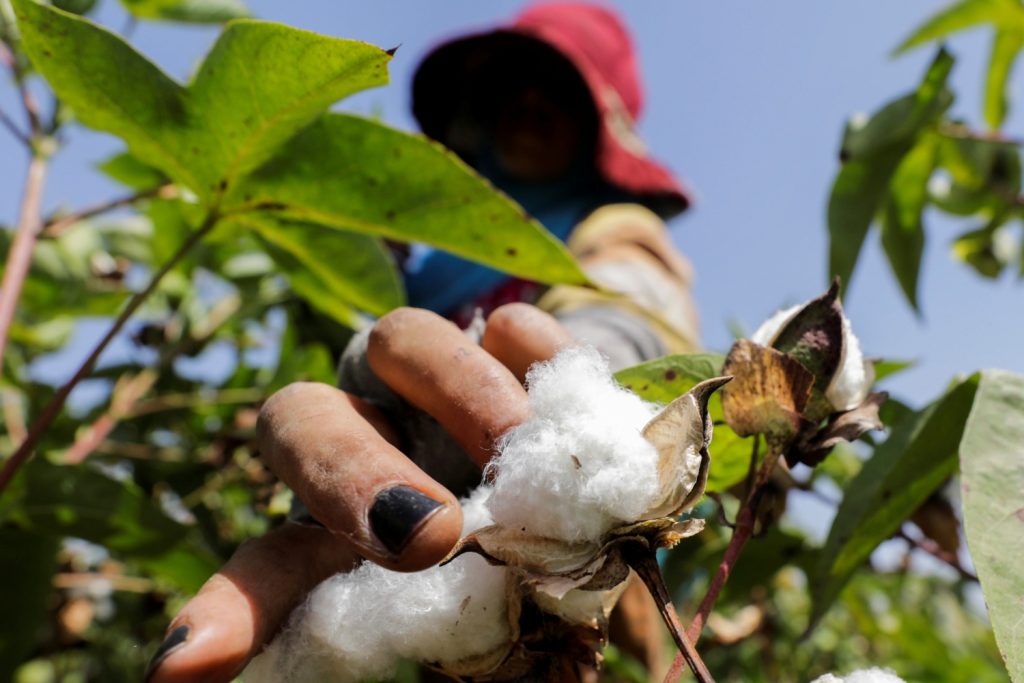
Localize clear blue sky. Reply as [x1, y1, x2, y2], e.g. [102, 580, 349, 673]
[2, 0, 1021, 409]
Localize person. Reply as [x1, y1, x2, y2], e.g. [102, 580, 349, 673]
[146, 4, 700, 682]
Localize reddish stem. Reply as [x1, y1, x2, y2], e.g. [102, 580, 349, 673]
[627, 547, 715, 683]
[0, 154, 47, 367]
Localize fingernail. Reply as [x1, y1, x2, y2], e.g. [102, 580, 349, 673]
[144, 624, 189, 682]
[369, 485, 444, 555]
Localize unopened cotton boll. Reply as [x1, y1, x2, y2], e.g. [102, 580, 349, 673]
[485, 346, 662, 542]
[751, 303, 874, 412]
[811, 668, 905, 683]
[243, 486, 509, 683]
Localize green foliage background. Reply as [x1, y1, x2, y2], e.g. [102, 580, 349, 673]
[0, 1, 1021, 682]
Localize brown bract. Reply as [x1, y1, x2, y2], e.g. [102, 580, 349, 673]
[437, 377, 731, 681]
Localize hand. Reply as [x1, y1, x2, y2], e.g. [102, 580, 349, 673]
[145, 303, 573, 683]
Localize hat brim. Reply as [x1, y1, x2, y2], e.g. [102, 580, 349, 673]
[412, 28, 693, 217]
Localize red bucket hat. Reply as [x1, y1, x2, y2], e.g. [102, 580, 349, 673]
[412, 2, 694, 218]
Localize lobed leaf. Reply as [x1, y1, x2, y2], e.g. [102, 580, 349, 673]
[959, 370, 1024, 682]
[894, 0, 1022, 55]
[809, 375, 980, 629]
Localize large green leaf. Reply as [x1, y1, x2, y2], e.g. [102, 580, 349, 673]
[614, 353, 754, 492]
[119, 0, 247, 23]
[0, 529, 57, 679]
[894, 0, 1023, 54]
[960, 370, 1024, 682]
[828, 49, 953, 295]
[227, 114, 589, 287]
[984, 26, 1024, 129]
[13, 0, 390, 198]
[809, 375, 980, 629]
[880, 134, 938, 310]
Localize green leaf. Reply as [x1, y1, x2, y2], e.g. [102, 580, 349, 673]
[96, 151, 167, 191]
[614, 353, 753, 492]
[960, 370, 1024, 681]
[12, 0, 197, 188]
[951, 218, 1008, 278]
[984, 27, 1024, 129]
[228, 114, 589, 287]
[614, 353, 726, 404]
[829, 49, 954, 294]
[119, 0, 247, 23]
[880, 134, 939, 310]
[828, 149, 905, 293]
[260, 241, 361, 328]
[53, 0, 96, 15]
[14, 0, 391, 198]
[873, 358, 916, 382]
[21, 459, 188, 557]
[0, 529, 57, 679]
[187, 20, 391, 189]
[238, 213, 403, 318]
[809, 375, 980, 629]
[894, 0, 1022, 54]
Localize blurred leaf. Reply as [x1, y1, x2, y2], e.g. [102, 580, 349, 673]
[138, 542, 220, 593]
[119, 0, 247, 23]
[260, 242, 361, 328]
[829, 49, 953, 295]
[14, 1, 391, 198]
[809, 374, 979, 629]
[872, 358, 916, 382]
[984, 26, 1024, 128]
[0, 529, 57, 679]
[951, 221, 1005, 278]
[959, 370, 1024, 682]
[239, 214, 403, 317]
[894, 0, 1023, 54]
[96, 151, 167, 191]
[229, 114, 589, 287]
[880, 134, 939, 310]
[52, 0, 96, 14]
[21, 460, 187, 556]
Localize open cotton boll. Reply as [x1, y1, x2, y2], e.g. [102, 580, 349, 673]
[811, 668, 905, 683]
[486, 346, 661, 543]
[244, 486, 509, 683]
[751, 303, 873, 412]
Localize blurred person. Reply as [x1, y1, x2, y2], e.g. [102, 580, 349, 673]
[148, 4, 698, 682]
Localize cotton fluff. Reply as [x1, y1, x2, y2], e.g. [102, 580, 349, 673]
[751, 304, 874, 412]
[811, 668, 905, 683]
[486, 346, 661, 543]
[243, 486, 509, 683]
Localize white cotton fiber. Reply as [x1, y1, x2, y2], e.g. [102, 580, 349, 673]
[811, 668, 905, 683]
[485, 346, 661, 543]
[244, 486, 509, 683]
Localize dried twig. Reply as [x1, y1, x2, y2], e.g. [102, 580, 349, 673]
[897, 528, 978, 583]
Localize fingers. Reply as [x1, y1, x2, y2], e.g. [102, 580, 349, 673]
[257, 382, 463, 571]
[482, 303, 574, 383]
[146, 524, 356, 683]
[368, 307, 532, 466]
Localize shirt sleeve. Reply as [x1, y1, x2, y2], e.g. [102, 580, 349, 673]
[535, 203, 701, 370]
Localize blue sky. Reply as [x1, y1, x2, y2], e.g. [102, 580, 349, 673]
[2, 0, 1021, 409]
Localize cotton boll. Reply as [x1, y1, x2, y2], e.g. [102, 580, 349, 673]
[244, 486, 509, 683]
[811, 668, 905, 683]
[750, 303, 873, 412]
[485, 347, 661, 543]
[824, 316, 874, 411]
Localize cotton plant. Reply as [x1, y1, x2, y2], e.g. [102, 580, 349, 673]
[246, 347, 728, 682]
[812, 669, 906, 683]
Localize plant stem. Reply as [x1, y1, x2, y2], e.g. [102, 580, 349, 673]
[664, 449, 780, 683]
[0, 153, 47, 367]
[0, 214, 218, 493]
[627, 547, 715, 683]
[897, 528, 978, 582]
[0, 104, 29, 146]
[42, 184, 176, 238]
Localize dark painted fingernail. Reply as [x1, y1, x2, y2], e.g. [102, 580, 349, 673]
[369, 485, 444, 555]
[144, 624, 189, 682]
